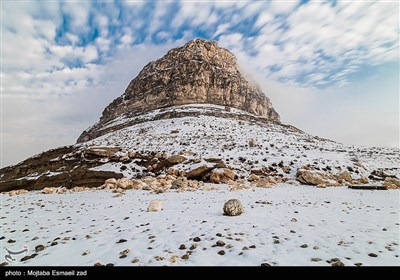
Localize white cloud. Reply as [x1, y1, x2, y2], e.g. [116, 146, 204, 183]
[269, 0, 300, 15]
[61, 2, 91, 32]
[171, 2, 215, 29]
[255, 11, 274, 28]
[123, 1, 145, 8]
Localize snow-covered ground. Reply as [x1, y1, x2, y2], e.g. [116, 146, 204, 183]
[1, 185, 399, 266]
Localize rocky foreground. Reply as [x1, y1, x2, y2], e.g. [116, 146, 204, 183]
[1, 185, 399, 266]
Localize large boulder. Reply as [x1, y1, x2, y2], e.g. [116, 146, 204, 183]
[85, 147, 119, 158]
[336, 171, 353, 183]
[117, 178, 133, 189]
[167, 155, 187, 165]
[384, 177, 400, 189]
[8, 189, 28, 196]
[223, 199, 244, 216]
[296, 169, 338, 186]
[186, 165, 214, 180]
[210, 168, 235, 184]
[256, 178, 274, 188]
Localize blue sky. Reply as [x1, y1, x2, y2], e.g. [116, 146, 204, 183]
[1, 0, 399, 166]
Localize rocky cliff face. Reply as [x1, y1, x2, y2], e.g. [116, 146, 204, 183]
[78, 38, 279, 142]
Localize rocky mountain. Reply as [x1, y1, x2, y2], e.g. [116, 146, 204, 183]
[1, 39, 399, 193]
[77, 38, 279, 142]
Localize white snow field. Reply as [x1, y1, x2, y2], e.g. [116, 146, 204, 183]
[1, 185, 399, 266]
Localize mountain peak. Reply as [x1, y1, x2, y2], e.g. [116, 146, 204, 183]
[78, 38, 280, 142]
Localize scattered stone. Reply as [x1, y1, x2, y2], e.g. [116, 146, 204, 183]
[50, 241, 58, 246]
[189, 244, 197, 250]
[82, 250, 90, 256]
[94, 262, 103, 267]
[131, 258, 140, 264]
[354, 263, 363, 267]
[223, 199, 244, 216]
[106, 263, 114, 267]
[155, 256, 164, 261]
[169, 256, 179, 263]
[331, 259, 345, 266]
[179, 244, 186, 250]
[0, 262, 8, 267]
[21, 254, 37, 262]
[147, 200, 163, 212]
[216, 240, 226, 247]
[218, 250, 225, 255]
[249, 139, 257, 147]
[300, 244, 308, 248]
[261, 262, 271, 267]
[128, 150, 137, 159]
[249, 245, 256, 249]
[119, 249, 130, 258]
[171, 177, 188, 189]
[242, 246, 249, 250]
[193, 237, 201, 242]
[7, 239, 16, 243]
[35, 245, 45, 252]
[291, 218, 297, 222]
[116, 239, 127, 244]
[181, 254, 190, 260]
[368, 253, 378, 257]
[311, 258, 322, 262]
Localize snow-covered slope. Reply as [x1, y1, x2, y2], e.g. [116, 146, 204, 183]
[1, 104, 398, 193]
[79, 104, 399, 180]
